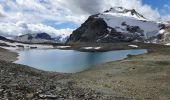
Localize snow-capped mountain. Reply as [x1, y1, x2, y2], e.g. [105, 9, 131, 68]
[53, 35, 69, 43]
[14, 33, 54, 43]
[67, 7, 165, 43]
[14, 33, 69, 43]
[0, 35, 54, 49]
[160, 22, 170, 45]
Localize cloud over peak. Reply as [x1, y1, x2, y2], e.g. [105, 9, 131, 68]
[0, 0, 169, 37]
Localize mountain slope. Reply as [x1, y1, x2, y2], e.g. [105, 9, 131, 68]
[14, 33, 55, 43]
[67, 7, 165, 43]
[14, 33, 69, 43]
[161, 23, 170, 45]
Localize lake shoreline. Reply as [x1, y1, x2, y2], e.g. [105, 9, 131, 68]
[15, 48, 147, 73]
[0, 43, 170, 99]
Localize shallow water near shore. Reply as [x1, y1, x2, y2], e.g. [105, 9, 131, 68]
[14, 49, 147, 73]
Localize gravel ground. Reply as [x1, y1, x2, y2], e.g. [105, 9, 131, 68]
[0, 43, 170, 100]
[0, 48, 114, 99]
[71, 44, 170, 100]
[0, 48, 18, 62]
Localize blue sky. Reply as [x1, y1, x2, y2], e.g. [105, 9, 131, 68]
[0, 0, 169, 37]
[143, 0, 170, 15]
[52, 0, 170, 29]
[56, 0, 170, 29]
[51, 0, 170, 30]
[143, 0, 169, 9]
[43, 20, 78, 30]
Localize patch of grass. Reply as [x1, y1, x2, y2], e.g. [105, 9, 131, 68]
[103, 84, 112, 88]
[155, 61, 170, 66]
[105, 73, 113, 78]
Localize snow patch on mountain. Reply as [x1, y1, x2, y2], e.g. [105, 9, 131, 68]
[0, 39, 54, 50]
[97, 7, 162, 40]
[14, 33, 69, 43]
[67, 7, 165, 43]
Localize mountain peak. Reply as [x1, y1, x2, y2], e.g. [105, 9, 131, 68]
[102, 7, 146, 20]
[67, 7, 164, 43]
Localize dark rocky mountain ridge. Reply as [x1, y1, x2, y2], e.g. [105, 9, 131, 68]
[67, 7, 165, 44]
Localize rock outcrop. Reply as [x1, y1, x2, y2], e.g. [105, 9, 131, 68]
[67, 16, 109, 43]
[160, 23, 170, 44]
[67, 7, 165, 43]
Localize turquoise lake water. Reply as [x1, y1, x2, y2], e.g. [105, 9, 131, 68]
[15, 49, 147, 73]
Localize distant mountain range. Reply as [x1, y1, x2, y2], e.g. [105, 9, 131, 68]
[1, 7, 170, 45]
[14, 33, 68, 43]
[67, 7, 168, 44]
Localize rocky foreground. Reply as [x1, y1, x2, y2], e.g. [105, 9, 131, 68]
[0, 48, 114, 99]
[0, 43, 170, 100]
[0, 60, 109, 99]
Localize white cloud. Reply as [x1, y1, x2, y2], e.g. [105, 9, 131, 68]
[101, 0, 160, 21]
[0, 4, 5, 17]
[162, 15, 170, 21]
[160, 4, 170, 21]
[0, 22, 73, 37]
[51, 0, 161, 21]
[0, 0, 167, 37]
[0, 0, 161, 23]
